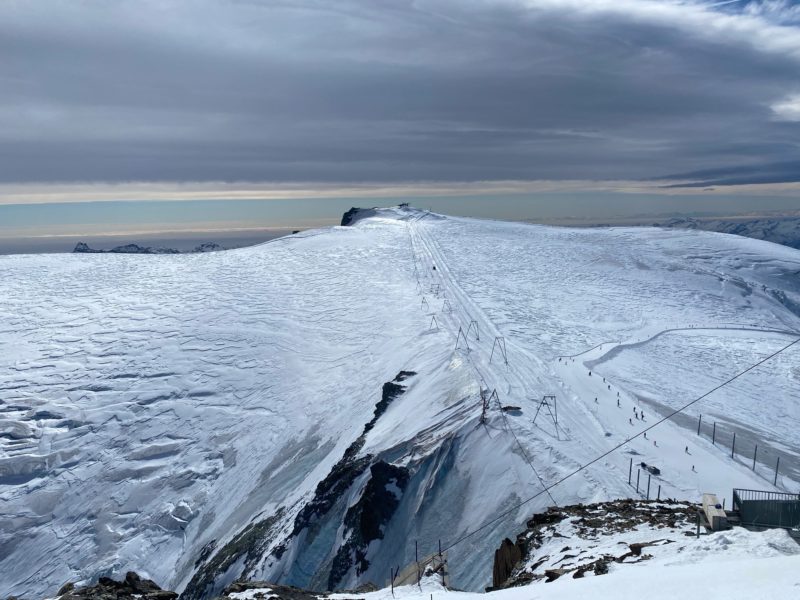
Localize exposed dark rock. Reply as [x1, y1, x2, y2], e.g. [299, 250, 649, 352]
[57, 583, 75, 596]
[73, 242, 101, 253]
[491, 499, 697, 590]
[340, 208, 378, 227]
[492, 538, 523, 589]
[328, 460, 410, 589]
[73, 242, 224, 254]
[219, 581, 367, 600]
[54, 571, 176, 600]
[194, 540, 217, 568]
[341, 207, 361, 226]
[292, 371, 415, 538]
[192, 243, 224, 253]
[185, 371, 417, 598]
[291, 452, 373, 537]
[181, 510, 286, 600]
[74, 242, 178, 254]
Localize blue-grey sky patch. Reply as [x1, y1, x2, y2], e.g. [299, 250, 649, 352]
[1, 0, 800, 192]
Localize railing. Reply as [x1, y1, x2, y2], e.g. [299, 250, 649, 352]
[732, 488, 800, 530]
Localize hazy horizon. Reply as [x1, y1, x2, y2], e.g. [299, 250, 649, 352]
[2, 191, 799, 254]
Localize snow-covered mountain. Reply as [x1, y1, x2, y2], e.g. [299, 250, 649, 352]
[1, 207, 799, 598]
[654, 215, 800, 250]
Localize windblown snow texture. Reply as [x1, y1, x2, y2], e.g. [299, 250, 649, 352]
[1, 207, 799, 599]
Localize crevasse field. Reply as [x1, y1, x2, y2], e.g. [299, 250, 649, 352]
[1, 207, 799, 598]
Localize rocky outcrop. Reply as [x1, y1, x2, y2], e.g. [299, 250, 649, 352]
[74, 242, 179, 254]
[73, 242, 224, 254]
[184, 371, 417, 598]
[219, 582, 326, 600]
[192, 242, 223, 253]
[290, 372, 414, 542]
[341, 208, 361, 226]
[221, 580, 372, 600]
[181, 510, 286, 600]
[340, 208, 378, 226]
[72, 242, 102, 253]
[53, 572, 177, 600]
[328, 460, 410, 588]
[490, 499, 697, 590]
[492, 538, 523, 589]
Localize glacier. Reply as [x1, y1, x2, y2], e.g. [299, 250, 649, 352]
[1, 207, 798, 598]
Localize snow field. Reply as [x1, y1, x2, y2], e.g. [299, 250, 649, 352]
[2, 207, 799, 598]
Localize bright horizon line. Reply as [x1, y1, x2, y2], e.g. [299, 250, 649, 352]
[2, 179, 800, 206]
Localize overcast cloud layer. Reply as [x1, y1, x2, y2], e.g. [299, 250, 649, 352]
[2, 0, 800, 187]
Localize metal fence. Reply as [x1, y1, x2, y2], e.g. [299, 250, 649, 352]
[732, 488, 800, 530]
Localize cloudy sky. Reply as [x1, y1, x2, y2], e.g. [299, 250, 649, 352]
[1, 0, 800, 209]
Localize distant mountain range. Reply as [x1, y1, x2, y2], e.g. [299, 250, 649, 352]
[653, 216, 800, 250]
[73, 241, 224, 254]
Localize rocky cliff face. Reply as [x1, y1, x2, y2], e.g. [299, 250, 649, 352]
[490, 499, 698, 589]
[50, 572, 177, 600]
[181, 372, 417, 600]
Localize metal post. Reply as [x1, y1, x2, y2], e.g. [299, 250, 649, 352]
[774, 456, 781, 485]
[647, 473, 651, 500]
[628, 458, 632, 485]
[417, 541, 424, 589]
[712, 422, 716, 445]
[731, 432, 736, 459]
[636, 469, 640, 493]
[657, 484, 661, 501]
[553, 396, 558, 429]
[697, 414, 702, 435]
[439, 539, 444, 587]
[696, 511, 701, 538]
[752, 445, 758, 471]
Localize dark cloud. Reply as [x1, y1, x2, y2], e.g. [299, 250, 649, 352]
[660, 160, 800, 187]
[1, 0, 800, 185]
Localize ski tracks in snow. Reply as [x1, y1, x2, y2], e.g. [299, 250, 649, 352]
[406, 216, 629, 506]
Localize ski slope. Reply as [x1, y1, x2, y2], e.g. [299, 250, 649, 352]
[1, 207, 799, 598]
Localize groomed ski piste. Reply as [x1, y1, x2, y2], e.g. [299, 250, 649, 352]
[1, 206, 799, 598]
